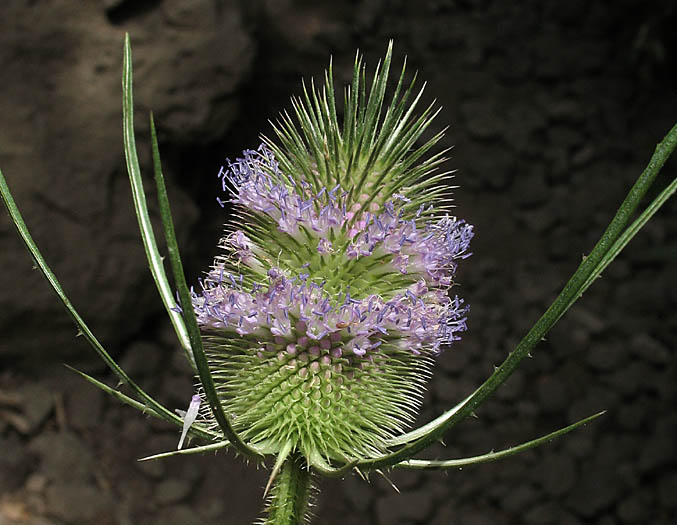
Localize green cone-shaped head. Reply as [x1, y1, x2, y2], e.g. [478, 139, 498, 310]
[192, 43, 474, 466]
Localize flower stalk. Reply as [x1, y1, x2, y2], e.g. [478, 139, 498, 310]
[260, 454, 313, 525]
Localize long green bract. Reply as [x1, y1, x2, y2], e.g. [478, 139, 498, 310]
[149, 115, 265, 459]
[144, 100, 265, 457]
[138, 440, 229, 462]
[395, 411, 605, 470]
[121, 35, 194, 369]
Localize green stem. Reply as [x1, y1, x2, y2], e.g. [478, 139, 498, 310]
[261, 454, 313, 525]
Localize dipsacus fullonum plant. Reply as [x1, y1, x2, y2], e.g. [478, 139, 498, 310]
[1, 35, 676, 525]
[194, 52, 474, 462]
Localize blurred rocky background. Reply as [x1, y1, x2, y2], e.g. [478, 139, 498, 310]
[1, 0, 676, 523]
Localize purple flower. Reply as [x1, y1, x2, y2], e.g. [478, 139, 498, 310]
[195, 268, 468, 357]
[196, 145, 473, 360]
[218, 145, 349, 240]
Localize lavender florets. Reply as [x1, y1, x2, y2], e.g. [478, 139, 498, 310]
[196, 144, 473, 359]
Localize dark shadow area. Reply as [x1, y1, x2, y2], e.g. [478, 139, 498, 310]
[105, 0, 163, 25]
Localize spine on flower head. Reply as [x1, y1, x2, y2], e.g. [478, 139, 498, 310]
[191, 43, 474, 463]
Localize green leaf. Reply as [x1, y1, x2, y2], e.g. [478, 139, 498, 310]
[395, 411, 605, 470]
[121, 34, 195, 371]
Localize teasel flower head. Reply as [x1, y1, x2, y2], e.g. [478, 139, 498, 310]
[192, 43, 474, 466]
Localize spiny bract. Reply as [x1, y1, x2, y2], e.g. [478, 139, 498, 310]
[190, 43, 474, 466]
